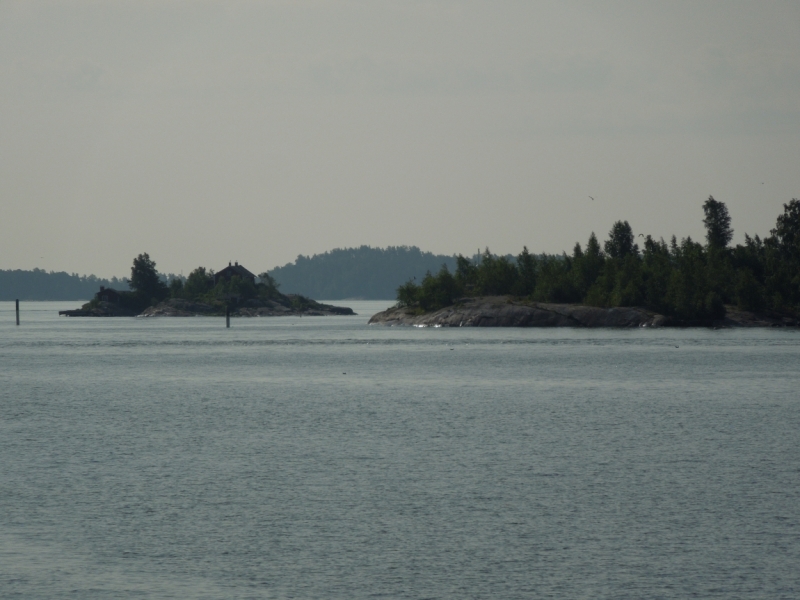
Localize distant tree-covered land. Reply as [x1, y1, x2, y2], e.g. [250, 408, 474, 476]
[0, 269, 129, 301]
[268, 246, 459, 299]
[395, 198, 800, 323]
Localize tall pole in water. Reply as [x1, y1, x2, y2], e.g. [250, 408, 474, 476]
[16, 299, 20, 325]
[226, 305, 230, 328]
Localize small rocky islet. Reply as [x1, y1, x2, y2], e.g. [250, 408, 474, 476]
[59, 257, 354, 318]
[60, 296, 354, 318]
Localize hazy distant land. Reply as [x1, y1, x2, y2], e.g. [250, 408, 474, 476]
[0, 269, 130, 301]
[268, 246, 460, 300]
[2, 246, 458, 302]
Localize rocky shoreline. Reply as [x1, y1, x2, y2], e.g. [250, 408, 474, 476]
[367, 296, 798, 328]
[60, 297, 354, 318]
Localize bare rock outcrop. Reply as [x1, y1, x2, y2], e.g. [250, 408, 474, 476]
[721, 307, 799, 327]
[59, 301, 137, 317]
[369, 297, 800, 328]
[138, 299, 215, 317]
[138, 297, 355, 318]
[236, 304, 354, 317]
[368, 297, 666, 328]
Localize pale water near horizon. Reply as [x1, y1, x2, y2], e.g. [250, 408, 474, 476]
[2, 301, 799, 598]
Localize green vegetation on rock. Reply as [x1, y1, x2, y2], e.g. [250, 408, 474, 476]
[395, 197, 800, 324]
[75, 255, 350, 317]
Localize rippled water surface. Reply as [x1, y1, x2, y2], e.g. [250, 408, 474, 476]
[2, 301, 799, 598]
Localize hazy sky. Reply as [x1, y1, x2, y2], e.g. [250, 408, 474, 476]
[2, 1, 799, 277]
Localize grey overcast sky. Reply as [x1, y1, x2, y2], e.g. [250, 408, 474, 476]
[2, 1, 799, 277]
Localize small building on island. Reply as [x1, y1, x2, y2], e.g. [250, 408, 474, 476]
[95, 286, 123, 304]
[214, 261, 256, 286]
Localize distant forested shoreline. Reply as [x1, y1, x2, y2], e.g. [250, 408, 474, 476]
[268, 246, 459, 299]
[2, 247, 460, 301]
[0, 269, 129, 301]
[395, 198, 800, 323]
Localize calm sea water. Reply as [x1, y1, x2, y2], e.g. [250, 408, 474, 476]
[2, 301, 799, 599]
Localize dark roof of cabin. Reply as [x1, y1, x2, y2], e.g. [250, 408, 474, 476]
[215, 262, 256, 280]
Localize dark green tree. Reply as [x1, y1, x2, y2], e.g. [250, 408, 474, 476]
[418, 265, 459, 311]
[183, 267, 213, 301]
[129, 253, 168, 303]
[641, 236, 672, 313]
[534, 254, 579, 303]
[475, 248, 517, 296]
[618, 255, 645, 306]
[666, 237, 725, 321]
[572, 233, 604, 297]
[771, 199, 800, 260]
[604, 221, 638, 259]
[702, 196, 736, 303]
[764, 199, 800, 309]
[396, 278, 419, 308]
[735, 269, 766, 312]
[702, 196, 733, 248]
[168, 278, 184, 298]
[455, 255, 478, 290]
[514, 246, 538, 296]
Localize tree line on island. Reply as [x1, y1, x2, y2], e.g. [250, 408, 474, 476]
[83, 256, 325, 315]
[395, 198, 800, 323]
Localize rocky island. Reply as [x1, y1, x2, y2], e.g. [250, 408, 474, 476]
[60, 255, 354, 318]
[61, 295, 353, 318]
[371, 198, 800, 328]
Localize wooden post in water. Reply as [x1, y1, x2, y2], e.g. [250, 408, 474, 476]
[16, 299, 20, 325]
[226, 305, 230, 328]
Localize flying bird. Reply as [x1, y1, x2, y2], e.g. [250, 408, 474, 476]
[589, 196, 594, 201]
